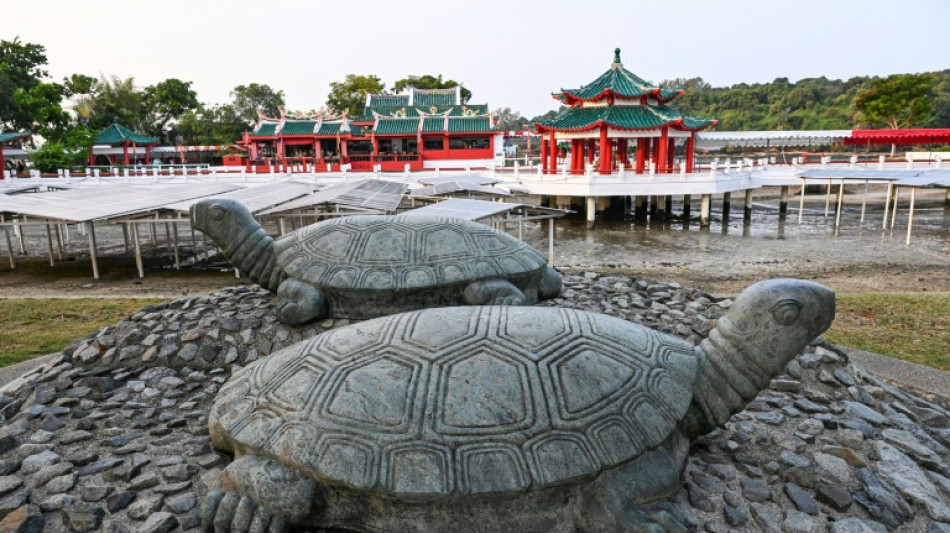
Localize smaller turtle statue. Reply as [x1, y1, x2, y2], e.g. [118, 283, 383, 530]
[202, 278, 835, 533]
[190, 199, 562, 324]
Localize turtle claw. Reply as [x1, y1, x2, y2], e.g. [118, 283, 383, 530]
[276, 279, 325, 325]
[230, 497, 257, 532]
[200, 489, 224, 533]
[213, 492, 240, 533]
[248, 508, 271, 533]
[626, 502, 694, 533]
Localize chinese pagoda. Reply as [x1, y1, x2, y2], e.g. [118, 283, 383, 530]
[534, 49, 717, 175]
[240, 87, 501, 172]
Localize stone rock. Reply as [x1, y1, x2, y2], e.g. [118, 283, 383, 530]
[126, 495, 162, 521]
[785, 483, 819, 515]
[0, 505, 43, 533]
[783, 510, 819, 533]
[105, 491, 136, 513]
[137, 511, 178, 533]
[813, 452, 853, 484]
[163, 491, 196, 513]
[0, 477, 22, 497]
[60, 505, 104, 532]
[816, 483, 853, 512]
[19, 451, 58, 475]
[749, 502, 782, 532]
[830, 517, 888, 533]
[874, 442, 950, 521]
[740, 477, 771, 502]
[79, 485, 111, 502]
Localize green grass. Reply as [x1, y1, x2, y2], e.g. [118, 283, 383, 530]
[0, 298, 167, 367]
[824, 293, 950, 371]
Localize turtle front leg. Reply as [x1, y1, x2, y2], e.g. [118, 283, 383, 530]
[462, 279, 527, 306]
[201, 455, 323, 533]
[576, 501, 693, 533]
[539, 265, 562, 299]
[276, 279, 326, 325]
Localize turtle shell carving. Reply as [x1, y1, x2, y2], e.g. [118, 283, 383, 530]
[273, 215, 548, 291]
[210, 305, 698, 495]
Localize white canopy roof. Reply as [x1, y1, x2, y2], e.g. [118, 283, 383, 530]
[695, 130, 851, 149]
[259, 179, 407, 215]
[165, 182, 317, 214]
[401, 198, 566, 221]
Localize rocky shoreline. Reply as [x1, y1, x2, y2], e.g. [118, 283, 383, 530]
[0, 274, 948, 532]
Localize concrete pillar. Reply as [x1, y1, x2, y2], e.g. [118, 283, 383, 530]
[635, 196, 646, 219]
[657, 195, 667, 218]
[779, 186, 789, 214]
[945, 188, 950, 207]
[683, 195, 691, 219]
[700, 194, 711, 227]
[665, 196, 673, 220]
[722, 192, 732, 221]
[586, 197, 596, 227]
[649, 196, 657, 218]
[744, 189, 754, 222]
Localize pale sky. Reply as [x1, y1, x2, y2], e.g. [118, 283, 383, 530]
[7, 0, 950, 118]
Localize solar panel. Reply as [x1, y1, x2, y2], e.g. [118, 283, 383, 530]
[416, 174, 502, 186]
[165, 182, 317, 214]
[260, 179, 407, 214]
[410, 182, 511, 197]
[0, 183, 242, 221]
[401, 198, 524, 220]
[795, 169, 921, 180]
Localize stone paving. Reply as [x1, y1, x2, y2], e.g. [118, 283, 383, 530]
[0, 274, 947, 531]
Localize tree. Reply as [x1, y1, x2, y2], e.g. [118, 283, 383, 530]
[392, 74, 471, 104]
[177, 104, 247, 145]
[230, 83, 285, 122]
[492, 107, 527, 131]
[62, 74, 96, 97]
[13, 82, 69, 142]
[142, 78, 198, 134]
[0, 37, 58, 133]
[88, 75, 144, 131]
[855, 73, 936, 155]
[326, 75, 384, 117]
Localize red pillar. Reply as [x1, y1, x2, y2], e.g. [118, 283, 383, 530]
[667, 137, 675, 173]
[145, 145, 150, 165]
[123, 143, 129, 166]
[0, 146, 5, 178]
[616, 139, 627, 168]
[587, 139, 595, 165]
[548, 132, 558, 174]
[636, 138, 647, 174]
[657, 128, 669, 174]
[686, 133, 695, 173]
[599, 126, 610, 175]
[541, 138, 549, 173]
[652, 136, 661, 170]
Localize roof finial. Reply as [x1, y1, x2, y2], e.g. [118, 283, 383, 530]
[613, 48, 622, 65]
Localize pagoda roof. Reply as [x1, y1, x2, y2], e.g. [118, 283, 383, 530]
[373, 116, 497, 135]
[355, 105, 488, 122]
[366, 87, 462, 109]
[0, 131, 30, 144]
[249, 120, 363, 138]
[95, 124, 160, 145]
[535, 105, 716, 133]
[557, 49, 683, 105]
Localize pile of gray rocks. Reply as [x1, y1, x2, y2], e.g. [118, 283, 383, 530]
[0, 273, 944, 532]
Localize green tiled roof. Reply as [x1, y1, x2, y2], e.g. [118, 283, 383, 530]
[280, 120, 316, 135]
[447, 117, 495, 132]
[368, 94, 410, 107]
[249, 123, 278, 138]
[0, 131, 30, 144]
[536, 105, 715, 132]
[355, 104, 489, 121]
[413, 89, 457, 106]
[95, 124, 160, 145]
[559, 49, 681, 104]
[314, 123, 363, 137]
[422, 117, 446, 132]
[374, 118, 420, 135]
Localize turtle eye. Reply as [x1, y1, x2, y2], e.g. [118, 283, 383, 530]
[771, 299, 802, 326]
[209, 205, 227, 222]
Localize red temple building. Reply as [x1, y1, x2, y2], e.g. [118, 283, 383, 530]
[534, 49, 717, 175]
[240, 87, 502, 172]
[0, 131, 31, 177]
[90, 124, 161, 166]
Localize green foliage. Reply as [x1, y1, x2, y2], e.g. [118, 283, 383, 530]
[392, 74, 471, 104]
[493, 107, 527, 131]
[0, 38, 71, 141]
[13, 82, 69, 142]
[230, 83, 285, 122]
[327, 74, 384, 117]
[29, 143, 72, 173]
[855, 73, 936, 129]
[177, 104, 247, 145]
[665, 71, 950, 131]
[87, 75, 143, 132]
[142, 78, 198, 133]
[62, 73, 96, 97]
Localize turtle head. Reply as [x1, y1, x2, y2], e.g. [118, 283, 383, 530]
[190, 198, 257, 244]
[717, 279, 835, 375]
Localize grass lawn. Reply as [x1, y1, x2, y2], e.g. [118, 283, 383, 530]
[0, 298, 167, 367]
[824, 292, 950, 371]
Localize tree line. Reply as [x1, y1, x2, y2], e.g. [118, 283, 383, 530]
[2, 36, 948, 170]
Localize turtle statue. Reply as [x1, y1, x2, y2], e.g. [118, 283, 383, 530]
[190, 199, 562, 324]
[202, 279, 835, 533]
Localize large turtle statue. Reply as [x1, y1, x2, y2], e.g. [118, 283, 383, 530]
[190, 199, 562, 324]
[202, 279, 835, 533]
